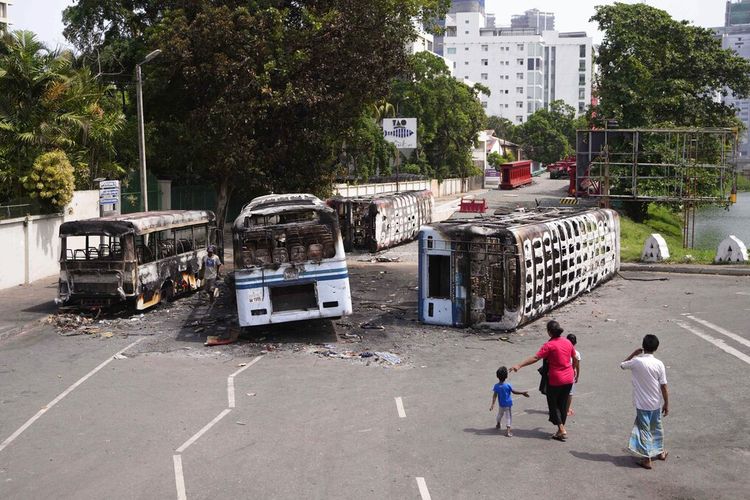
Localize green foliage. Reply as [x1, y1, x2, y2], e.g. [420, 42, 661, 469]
[391, 52, 487, 179]
[337, 112, 395, 181]
[21, 150, 75, 210]
[591, 3, 750, 128]
[513, 112, 571, 165]
[737, 175, 750, 192]
[64, 1, 452, 226]
[619, 204, 715, 263]
[485, 116, 515, 141]
[487, 150, 515, 168]
[0, 30, 125, 201]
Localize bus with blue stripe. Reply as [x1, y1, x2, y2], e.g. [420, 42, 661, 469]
[231, 194, 352, 327]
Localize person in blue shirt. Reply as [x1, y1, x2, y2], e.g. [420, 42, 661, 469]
[490, 366, 529, 437]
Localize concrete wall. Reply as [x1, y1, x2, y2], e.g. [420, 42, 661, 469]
[0, 190, 99, 290]
[333, 176, 483, 199]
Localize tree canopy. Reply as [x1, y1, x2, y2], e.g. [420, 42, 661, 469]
[591, 3, 750, 128]
[391, 51, 488, 179]
[62, 0, 452, 225]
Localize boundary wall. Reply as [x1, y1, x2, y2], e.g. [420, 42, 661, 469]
[333, 175, 483, 198]
[0, 191, 99, 290]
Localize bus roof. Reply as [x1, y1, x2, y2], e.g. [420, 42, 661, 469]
[59, 210, 215, 237]
[233, 194, 334, 231]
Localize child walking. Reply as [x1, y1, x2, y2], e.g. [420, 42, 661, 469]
[490, 366, 529, 437]
[566, 334, 581, 416]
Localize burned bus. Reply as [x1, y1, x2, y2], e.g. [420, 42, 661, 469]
[57, 210, 219, 310]
[418, 207, 620, 330]
[232, 194, 352, 327]
[328, 190, 433, 252]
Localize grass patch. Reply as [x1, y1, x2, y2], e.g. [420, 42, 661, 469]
[737, 175, 750, 192]
[619, 204, 716, 264]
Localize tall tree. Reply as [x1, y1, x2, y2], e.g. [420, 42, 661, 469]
[63, 1, 451, 226]
[513, 113, 570, 165]
[485, 116, 515, 142]
[591, 3, 750, 127]
[391, 51, 487, 179]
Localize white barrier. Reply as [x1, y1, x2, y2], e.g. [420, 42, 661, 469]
[715, 235, 748, 263]
[0, 191, 99, 290]
[334, 176, 483, 199]
[641, 234, 670, 263]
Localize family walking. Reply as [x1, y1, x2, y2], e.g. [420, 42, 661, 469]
[494, 320, 669, 469]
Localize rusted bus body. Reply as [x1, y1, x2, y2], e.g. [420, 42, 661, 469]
[328, 190, 433, 252]
[232, 194, 352, 327]
[57, 211, 218, 310]
[418, 208, 620, 329]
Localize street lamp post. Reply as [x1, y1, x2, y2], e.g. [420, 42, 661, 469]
[136, 49, 162, 212]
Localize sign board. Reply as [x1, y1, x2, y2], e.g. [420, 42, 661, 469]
[99, 180, 120, 206]
[383, 118, 417, 149]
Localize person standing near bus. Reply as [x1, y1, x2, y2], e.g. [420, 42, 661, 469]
[202, 245, 222, 303]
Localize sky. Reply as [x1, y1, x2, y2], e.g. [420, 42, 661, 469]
[7, 0, 729, 48]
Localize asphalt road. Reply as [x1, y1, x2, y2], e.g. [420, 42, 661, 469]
[1, 269, 749, 499]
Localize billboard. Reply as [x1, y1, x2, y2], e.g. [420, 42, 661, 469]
[383, 118, 417, 149]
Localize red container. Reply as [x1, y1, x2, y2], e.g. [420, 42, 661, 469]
[499, 160, 532, 190]
[459, 198, 487, 213]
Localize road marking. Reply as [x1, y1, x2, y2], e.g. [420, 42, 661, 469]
[416, 477, 432, 500]
[675, 321, 750, 366]
[686, 315, 750, 349]
[737, 291, 750, 296]
[227, 356, 263, 408]
[0, 338, 142, 453]
[176, 408, 232, 454]
[395, 397, 406, 418]
[173, 454, 187, 500]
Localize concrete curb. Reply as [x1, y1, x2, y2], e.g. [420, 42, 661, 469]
[620, 263, 750, 277]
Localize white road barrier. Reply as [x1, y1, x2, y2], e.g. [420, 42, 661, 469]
[641, 233, 670, 262]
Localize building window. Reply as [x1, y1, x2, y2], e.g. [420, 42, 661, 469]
[453, 62, 456, 69]
[505, 75, 510, 80]
[579, 74, 586, 86]
[481, 73, 488, 80]
[579, 88, 586, 100]
[517, 44, 524, 51]
[464, 61, 469, 65]
[516, 87, 524, 94]
[517, 58, 524, 66]
[516, 116, 524, 122]
[465, 47, 469, 51]
[516, 73, 524, 79]
[482, 59, 488, 66]
[517, 101, 524, 108]
[579, 59, 586, 71]
[447, 47, 456, 55]
[579, 44, 586, 58]
[465, 30, 469, 35]
[465, 19, 470, 24]
[481, 102, 488, 108]
[504, 90, 509, 94]
[579, 102, 586, 113]
[482, 45, 488, 51]
[504, 104, 509, 108]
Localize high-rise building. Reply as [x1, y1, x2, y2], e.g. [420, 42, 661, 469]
[511, 9, 555, 33]
[717, 1, 750, 161]
[442, 9, 592, 123]
[0, 2, 11, 33]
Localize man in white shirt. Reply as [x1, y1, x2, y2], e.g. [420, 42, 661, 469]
[202, 245, 222, 303]
[620, 334, 670, 469]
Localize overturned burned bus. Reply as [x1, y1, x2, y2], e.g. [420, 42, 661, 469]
[328, 190, 433, 252]
[418, 207, 620, 329]
[57, 211, 219, 310]
[232, 194, 352, 327]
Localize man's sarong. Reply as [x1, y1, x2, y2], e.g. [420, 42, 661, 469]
[628, 408, 664, 458]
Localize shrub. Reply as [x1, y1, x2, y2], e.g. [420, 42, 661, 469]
[22, 150, 75, 211]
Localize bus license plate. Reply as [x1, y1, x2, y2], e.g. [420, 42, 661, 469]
[283, 267, 299, 280]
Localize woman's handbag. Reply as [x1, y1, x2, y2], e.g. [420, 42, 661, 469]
[538, 359, 549, 395]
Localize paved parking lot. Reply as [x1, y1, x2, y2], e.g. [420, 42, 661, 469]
[1, 266, 749, 499]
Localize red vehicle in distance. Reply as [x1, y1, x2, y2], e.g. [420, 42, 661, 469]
[546, 156, 576, 179]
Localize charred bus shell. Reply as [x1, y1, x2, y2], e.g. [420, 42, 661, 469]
[57, 211, 218, 310]
[418, 207, 620, 329]
[328, 190, 433, 252]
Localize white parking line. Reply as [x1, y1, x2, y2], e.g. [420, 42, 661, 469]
[176, 408, 232, 454]
[686, 315, 750, 349]
[395, 397, 406, 418]
[675, 320, 750, 366]
[416, 477, 432, 500]
[0, 338, 142, 453]
[227, 356, 263, 408]
[173, 454, 187, 500]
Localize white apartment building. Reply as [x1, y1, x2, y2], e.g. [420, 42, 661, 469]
[442, 10, 592, 123]
[0, 2, 11, 32]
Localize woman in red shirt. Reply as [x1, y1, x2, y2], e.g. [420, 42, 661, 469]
[512, 320, 579, 441]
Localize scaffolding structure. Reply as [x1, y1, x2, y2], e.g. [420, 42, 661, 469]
[576, 127, 738, 248]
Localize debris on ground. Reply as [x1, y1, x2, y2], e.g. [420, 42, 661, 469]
[373, 351, 401, 364]
[360, 322, 385, 330]
[205, 327, 240, 347]
[113, 353, 128, 360]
